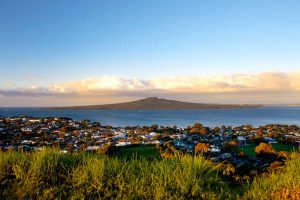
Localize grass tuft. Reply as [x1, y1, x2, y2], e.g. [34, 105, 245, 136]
[0, 149, 299, 199]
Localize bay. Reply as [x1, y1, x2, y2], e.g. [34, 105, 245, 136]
[0, 106, 300, 128]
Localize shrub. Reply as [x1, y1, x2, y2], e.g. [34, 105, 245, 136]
[255, 143, 277, 158]
[223, 140, 238, 152]
[195, 143, 210, 154]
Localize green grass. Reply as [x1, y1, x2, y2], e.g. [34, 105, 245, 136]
[243, 153, 300, 200]
[0, 148, 299, 199]
[272, 143, 299, 152]
[115, 144, 161, 159]
[0, 148, 232, 200]
[238, 144, 298, 157]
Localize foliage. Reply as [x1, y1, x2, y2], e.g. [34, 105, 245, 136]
[255, 143, 277, 158]
[283, 136, 295, 145]
[194, 143, 210, 154]
[189, 123, 208, 135]
[223, 140, 238, 152]
[156, 141, 179, 158]
[238, 144, 297, 157]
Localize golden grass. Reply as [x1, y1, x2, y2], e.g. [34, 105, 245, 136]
[0, 149, 299, 200]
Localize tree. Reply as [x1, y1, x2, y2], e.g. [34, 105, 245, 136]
[92, 121, 101, 127]
[195, 143, 210, 154]
[255, 143, 277, 158]
[267, 132, 277, 138]
[153, 134, 162, 141]
[61, 125, 75, 133]
[157, 141, 180, 158]
[223, 141, 238, 152]
[189, 128, 199, 134]
[82, 119, 91, 127]
[193, 123, 204, 129]
[189, 123, 208, 135]
[214, 127, 221, 134]
[283, 136, 295, 145]
[257, 128, 264, 135]
[151, 124, 158, 132]
[199, 128, 208, 135]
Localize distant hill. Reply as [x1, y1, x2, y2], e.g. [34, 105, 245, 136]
[49, 97, 263, 110]
[270, 104, 300, 107]
[287, 104, 300, 107]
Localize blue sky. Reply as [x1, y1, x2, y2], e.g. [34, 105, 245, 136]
[0, 0, 300, 106]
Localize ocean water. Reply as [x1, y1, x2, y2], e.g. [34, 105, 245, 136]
[0, 107, 300, 128]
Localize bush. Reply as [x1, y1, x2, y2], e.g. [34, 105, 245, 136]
[223, 140, 238, 152]
[195, 143, 210, 154]
[255, 143, 277, 159]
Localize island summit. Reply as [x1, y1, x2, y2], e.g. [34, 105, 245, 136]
[49, 97, 263, 110]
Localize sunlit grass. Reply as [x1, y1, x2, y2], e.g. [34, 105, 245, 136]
[0, 149, 299, 199]
[0, 149, 232, 199]
[242, 152, 300, 200]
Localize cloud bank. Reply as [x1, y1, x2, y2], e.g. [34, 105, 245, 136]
[0, 72, 299, 106]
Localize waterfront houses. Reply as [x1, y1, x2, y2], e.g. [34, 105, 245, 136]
[0, 117, 299, 155]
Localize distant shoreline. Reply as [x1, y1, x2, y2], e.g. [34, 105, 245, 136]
[47, 97, 264, 110]
[1, 107, 300, 127]
[3, 105, 300, 109]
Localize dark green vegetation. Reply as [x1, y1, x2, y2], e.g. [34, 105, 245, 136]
[239, 144, 298, 157]
[0, 148, 299, 200]
[50, 97, 263, 110]
[114, 145, 161, 159]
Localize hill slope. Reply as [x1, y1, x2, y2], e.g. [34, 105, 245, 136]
[50, 97, 263, 110]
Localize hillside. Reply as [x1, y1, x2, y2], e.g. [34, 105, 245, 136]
[288, 104, 300, 106]
[1, 149, 299, 199]
[50, 97, 263, 110]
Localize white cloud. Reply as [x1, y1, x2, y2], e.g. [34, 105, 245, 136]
[49, 75, 151, 93]
[0, 71, 299, 105]
[46, 72, 300, 94]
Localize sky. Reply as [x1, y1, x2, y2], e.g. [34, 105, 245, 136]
[0, 0, 300, 106]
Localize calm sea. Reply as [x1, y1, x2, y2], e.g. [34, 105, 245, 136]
[0, 107, 300, 128]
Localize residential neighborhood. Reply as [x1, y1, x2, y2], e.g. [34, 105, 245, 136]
[1, 116, 299, 156]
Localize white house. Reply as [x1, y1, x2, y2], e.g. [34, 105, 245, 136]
[237, 136, 247, 146]
[209, 145, 221, 153]
[264, 137, 278, 144]
[116, 142, 131, 146]
[87, 146, 100, 151]
[29, 119, 42, 123]
[149, 132, 157, 136]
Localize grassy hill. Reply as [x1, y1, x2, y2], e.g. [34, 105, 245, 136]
[0, 148, 299, 199]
